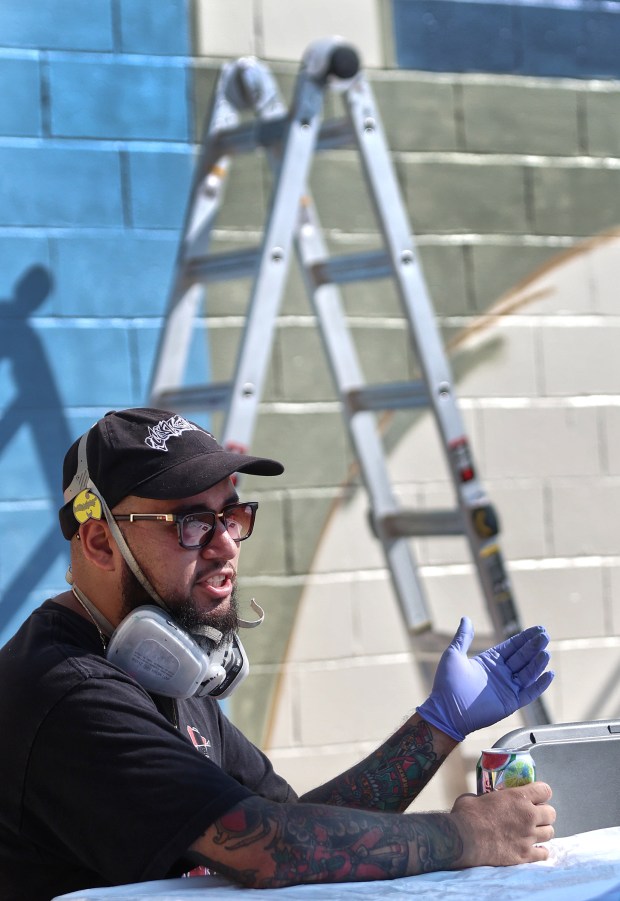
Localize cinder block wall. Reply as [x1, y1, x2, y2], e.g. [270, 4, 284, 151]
[202, 63, 620, 802]
[1, 0, 619, 809]
[192, 4, 620, 797]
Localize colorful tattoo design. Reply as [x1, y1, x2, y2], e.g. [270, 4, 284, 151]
[302, 719, 444, 811]
[195, 796, 462, 888]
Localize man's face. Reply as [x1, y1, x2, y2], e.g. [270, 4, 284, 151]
[114, 478, 242, 636]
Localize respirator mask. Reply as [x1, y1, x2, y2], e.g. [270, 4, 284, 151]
[72, 592, 261, 700]
[64, 430, 263, 701]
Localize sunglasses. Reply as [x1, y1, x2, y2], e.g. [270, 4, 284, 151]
[113, 501, 259, 550]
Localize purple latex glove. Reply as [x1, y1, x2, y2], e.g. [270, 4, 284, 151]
[416, 617, 554, 742]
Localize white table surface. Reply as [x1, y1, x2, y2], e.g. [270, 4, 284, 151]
[53, 825, 620, 901]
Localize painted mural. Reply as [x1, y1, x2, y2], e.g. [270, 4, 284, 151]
[0, 0, 619, 804]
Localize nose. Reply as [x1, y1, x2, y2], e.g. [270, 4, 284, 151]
[199, 517, 239, 560]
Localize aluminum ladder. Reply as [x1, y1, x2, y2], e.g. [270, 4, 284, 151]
[149, 37, 549, 726]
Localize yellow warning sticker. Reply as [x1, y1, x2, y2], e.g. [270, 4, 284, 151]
[73, 489, 102, 524]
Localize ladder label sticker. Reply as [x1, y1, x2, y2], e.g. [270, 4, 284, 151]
[472, 503, 499, 539]
[449, 437, 476, 482]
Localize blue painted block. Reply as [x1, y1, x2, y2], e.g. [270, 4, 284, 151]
[0, 240, 53, 311]
[393, 0, 517, 73]
[134, 325, 163, 400]
[53, 234, 177, 316]
[520, 6, 585, 78]
[0, 320, 68, 445]
[581, 10, 620, 79]
[0, 406, 70, 501]
[49, 59, 190, 141]
[0, 147, 123, 227]
[134, 318, 213, 402]
[0, 505, 69, 644]
[34, 324, 135, 407]
[128, 148, 193, 228]
[393, 0, 620, 80]
[0, 56, 42, 136]
[0, 0, 113, 51]
[119, 0, 190, 55]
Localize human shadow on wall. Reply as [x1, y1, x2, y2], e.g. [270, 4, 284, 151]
[0, 265, 71, 635]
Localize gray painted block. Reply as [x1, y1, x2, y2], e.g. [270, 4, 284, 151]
[461, 81, 580, 156]
[584, 89, 620, 157]
[370, 75, 459, 152]
[531, 166, 620, 237]
[403, 161, 528, 234]
[254, 411, 350, 490]
[469, 242, 564, 312]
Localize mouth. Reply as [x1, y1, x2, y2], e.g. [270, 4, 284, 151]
[196, 569, 234, 603]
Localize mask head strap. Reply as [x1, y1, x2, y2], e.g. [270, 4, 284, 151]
[65, 430, 168, 612]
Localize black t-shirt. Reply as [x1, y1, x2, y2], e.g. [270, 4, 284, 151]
[0, 600, 296, 901]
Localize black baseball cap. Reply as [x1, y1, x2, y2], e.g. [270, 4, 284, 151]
[59, 408, 284, 539]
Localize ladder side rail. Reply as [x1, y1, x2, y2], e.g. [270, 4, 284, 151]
[294, 199, 432, 632]
[342, 76, 513, 622]
[343, 76, 466, 456]
[149, 63, 243, 406]
[342, 74, 549, 723]
[221, 73, 328, 450]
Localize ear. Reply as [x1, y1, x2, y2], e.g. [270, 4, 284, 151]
[77, 519, 117, 572]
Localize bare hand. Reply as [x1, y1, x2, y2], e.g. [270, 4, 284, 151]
[450, 782, 556, 867]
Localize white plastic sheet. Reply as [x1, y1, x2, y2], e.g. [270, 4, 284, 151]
[54, 826, 620, 901]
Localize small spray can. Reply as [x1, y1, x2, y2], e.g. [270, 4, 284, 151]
[476, 748, 536, 794]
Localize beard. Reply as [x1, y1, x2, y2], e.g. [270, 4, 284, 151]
[119, 563, 240, 639]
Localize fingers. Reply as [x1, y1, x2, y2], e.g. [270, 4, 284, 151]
[513, 645, 552, 688]
[497, 626, 549, 669]
[522, 780, 553, 804]
[536, 823, 555, 844]
[509, 631, 550, 678]
[449, 616, 474, 655]
[450, 783, 556, 869]
[530, 842, 551, 862]
[517, 668, 555, 706]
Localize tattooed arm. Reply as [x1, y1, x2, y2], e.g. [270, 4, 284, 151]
[297, 619, 553, 814]
[186, 782, 555, 888]
[299, 713, 457, 812]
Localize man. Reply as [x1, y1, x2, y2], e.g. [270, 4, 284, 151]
[0, 408, 556, 900]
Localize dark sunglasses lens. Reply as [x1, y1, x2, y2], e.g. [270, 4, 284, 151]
[180, 513, 216, 548]
[224, 503, 254, 540]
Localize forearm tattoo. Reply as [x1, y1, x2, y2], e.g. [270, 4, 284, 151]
[301, 719, 444, 811]
[195, 796, 462, 888]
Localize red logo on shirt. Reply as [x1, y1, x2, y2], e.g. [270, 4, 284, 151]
[186, 725, 211, 757]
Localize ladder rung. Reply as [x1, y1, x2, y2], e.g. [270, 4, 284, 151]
[312, 250, 392, 286]
[347, 380, 429, 412]
[215, 116, 288, 155]
[153, 383, 232, 411]
[380, 509, 463, 538]
[317, 117, 356, 150]
[214, 116, 355, 157]
[183, 248, 260, 285]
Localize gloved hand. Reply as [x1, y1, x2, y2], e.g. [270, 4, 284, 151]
[416, 617, 554, 742]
